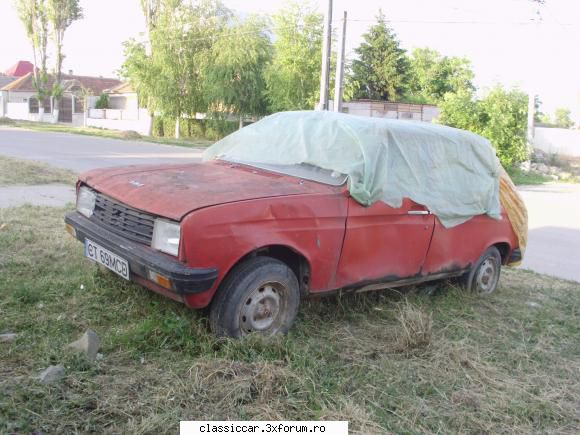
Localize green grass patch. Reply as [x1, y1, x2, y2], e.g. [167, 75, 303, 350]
[1, 206, 579, 433]
[0, 156, 77, 186]
[3, 119, 214, 149]
[506, 167, 552, 185]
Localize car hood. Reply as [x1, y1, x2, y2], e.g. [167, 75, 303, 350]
[80, 161, 338, 220]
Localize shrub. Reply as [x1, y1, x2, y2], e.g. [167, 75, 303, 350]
[438, 85, 529, 167]
[94, 93, 109, 109]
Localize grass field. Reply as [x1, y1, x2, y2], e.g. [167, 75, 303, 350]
[0, 156, 77, 186]
[0, 118, 213, 149]
[1, 205, 578, 434]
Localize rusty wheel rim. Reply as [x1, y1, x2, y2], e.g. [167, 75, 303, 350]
[240, 282, 286, 334]
[475, 258, 498, 294]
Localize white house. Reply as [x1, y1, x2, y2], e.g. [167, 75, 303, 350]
[85, 82, 152, 135]
[0, 72, 121, 125]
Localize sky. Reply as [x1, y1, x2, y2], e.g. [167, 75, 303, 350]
[1, 0, 578, 120]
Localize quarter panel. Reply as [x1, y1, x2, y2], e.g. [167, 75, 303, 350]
[423, 209, 518, 274]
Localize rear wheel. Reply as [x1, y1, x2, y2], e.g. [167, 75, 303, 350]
[462, 246, 502, 295]
[209, 257, 300, 338]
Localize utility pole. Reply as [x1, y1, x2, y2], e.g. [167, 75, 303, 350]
[527, 1, 543, 150]
[333, 11, 347, 113]
[318, 0, 333, 111]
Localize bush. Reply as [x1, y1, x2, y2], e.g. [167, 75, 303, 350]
[94, 93, 109, 109]
[438, 86, 529, 168]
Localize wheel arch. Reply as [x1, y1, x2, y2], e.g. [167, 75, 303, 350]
[491, 241, 511, 265]
[220, 244, 312, 296]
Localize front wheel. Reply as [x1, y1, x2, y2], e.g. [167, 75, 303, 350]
[462, 246, 502, 295]
[209, 257, 300, 338]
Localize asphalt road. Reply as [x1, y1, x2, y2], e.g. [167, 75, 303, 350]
[519, 184, 580, 283]
[1, 127, 578, 282]
[0, 126, 203, 172]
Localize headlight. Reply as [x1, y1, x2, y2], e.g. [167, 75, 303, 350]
[152, 219, 181, 256]
[77, 186, 96, 218]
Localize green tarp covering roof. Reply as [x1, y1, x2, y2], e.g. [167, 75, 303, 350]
[203, 110, 501, 227]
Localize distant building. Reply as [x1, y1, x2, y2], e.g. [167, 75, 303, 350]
[341, 99, 440, 123]
[85, 82, 152, 135]
[0, 72, 121, 124]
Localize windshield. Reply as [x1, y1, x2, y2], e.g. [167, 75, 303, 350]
[220, 157, 348, 186]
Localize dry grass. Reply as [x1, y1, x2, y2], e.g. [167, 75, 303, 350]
[1, 205, 579, 434]
[0, 156, 77, 186]
[395, 301, 433, 352]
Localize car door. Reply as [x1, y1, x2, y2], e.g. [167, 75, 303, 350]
[334, 197, 435, 288]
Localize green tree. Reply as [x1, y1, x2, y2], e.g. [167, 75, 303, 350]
[46, 0, 82, 120]
[407, 48, 474, 104]
[123, 0, 231, 138]
[533, 95, 545, 123]
[205, 16, 272, 123]
[140, 0, 163, 37]
[265, 1, 323, 111]
[350, 11, 410, 101]
[439, 86, 529, 167]
[554, 107, 574, 128]
[479, 86, 529, 167]
[14, 0, 49, 116]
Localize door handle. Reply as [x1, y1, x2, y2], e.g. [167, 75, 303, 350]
[407, 210, 430, 215]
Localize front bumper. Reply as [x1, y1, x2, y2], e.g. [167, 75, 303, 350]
[65, 212, 218, 296]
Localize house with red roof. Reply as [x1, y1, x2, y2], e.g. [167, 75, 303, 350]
[4, 60, 34, 77]
[0, 71, 121, 125]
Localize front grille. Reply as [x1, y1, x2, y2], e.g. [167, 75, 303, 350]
[90, 192, 155, 245]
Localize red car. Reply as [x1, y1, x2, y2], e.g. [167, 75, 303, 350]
[65, 113, 523, 337]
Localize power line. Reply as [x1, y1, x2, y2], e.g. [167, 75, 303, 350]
[134, 15, 576, 47]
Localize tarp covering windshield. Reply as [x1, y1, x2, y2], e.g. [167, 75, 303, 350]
[203, 110, 502, 228]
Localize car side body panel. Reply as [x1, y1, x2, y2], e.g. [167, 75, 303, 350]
[180, 191, 348, 308]
[334, 198, 435, 288]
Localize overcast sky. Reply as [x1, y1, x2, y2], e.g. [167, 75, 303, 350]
[1, 0, 578, 119]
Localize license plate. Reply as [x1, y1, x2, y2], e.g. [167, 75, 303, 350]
[85, 239, 130, 280]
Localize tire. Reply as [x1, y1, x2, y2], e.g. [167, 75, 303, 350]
[209, 257, 300, 338]
[462, 246, 502, 295]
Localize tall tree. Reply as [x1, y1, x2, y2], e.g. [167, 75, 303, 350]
[205, 16, 273, 124]
[265, 1, 323, 111]
[407, 48, 474, 104]
[46, 0, 82, 121]
[350, 11, 410, 101]
[140, 0, 163, 35]
[123, 0, 231, 138]
[14, 0, 49, 118]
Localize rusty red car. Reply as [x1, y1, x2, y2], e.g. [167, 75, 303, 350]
[65, 112, 523, 337]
